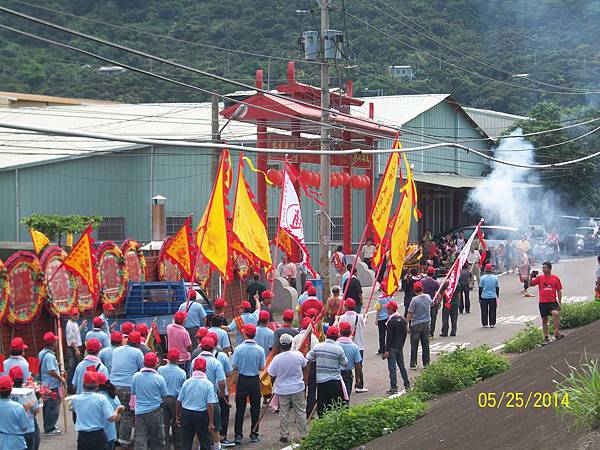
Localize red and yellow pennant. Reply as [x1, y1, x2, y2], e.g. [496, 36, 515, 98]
[164, 216, 194, 280]
[29, 228, 50, 255]
[62, 224, 97, 294]
[272, 229, 293, 260]
[231, 155, 272, 270]
[197, 150, 233, 281]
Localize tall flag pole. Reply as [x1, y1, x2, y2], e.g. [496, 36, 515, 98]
[434, 219, 485, 308]
[187, 150, 232, 309]
[231, 154, 272, 271]
[163, 215, 194, 280]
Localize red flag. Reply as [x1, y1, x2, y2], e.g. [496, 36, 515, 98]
[477, 227, 487, 268]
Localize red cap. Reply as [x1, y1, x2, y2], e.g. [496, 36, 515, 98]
[96, 372, 108, 385]
[344, 298, 356, 309]
[244, 324, 257, 337]
[8, 365, 24, 380]
[339, 321, 352, 332]
[326, 326, 339, 338]
[110, 331, 123, 344]
[103, 304, 115, 311]
[206, 332, 219, 346]
[485, 263, 493, 272]
[86, 338, 102, 353]
[167, 348, 180, 362]
[127, 331, 141, 344]
[413, 281, 424, 292]
[83, 371, 98, 385]
[193, 357, 207, 372]
[121, 322, 134, 335]
[174, 311, 187, 324]
[213, 298, 226, 309]
[135, 323, 148, 337]
[69, 307, 80, 316]
[240, 300, 251, 310]
[308, 286, 317, 296]
[427, 266, 436, 275]
[282, 309, 294, 321]
[43, 332, 59, 345]
[92, 316, 104, 328]
[304, 281, 313, 289]
[306, 308, 318, 318]
[144, 352, 159, 367]
[0, 376, 13, 391]
[196, 328, 209, 339]
[301, 317, 312, 329]
[386, 300, 398, 311]
[200, 336, 215, 349]
[259, 310, 270, 322]
[261, 290, 274, 299]
[10, 337, 27, 351]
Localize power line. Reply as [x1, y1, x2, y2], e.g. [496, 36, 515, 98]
[342, 9, 600, 96]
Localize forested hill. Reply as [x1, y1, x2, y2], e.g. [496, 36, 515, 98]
[0, 0, 599, 114]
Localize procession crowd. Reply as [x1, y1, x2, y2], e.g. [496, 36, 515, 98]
[0, 238, 568, 450]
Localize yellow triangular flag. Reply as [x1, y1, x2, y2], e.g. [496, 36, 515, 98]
[29, 228, 50, 255]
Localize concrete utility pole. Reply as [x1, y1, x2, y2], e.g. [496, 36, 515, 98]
[319, 0, 331, 293]
[211, 94, 221, 184]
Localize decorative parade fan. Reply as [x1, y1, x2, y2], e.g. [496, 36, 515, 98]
[0, 259, 9, 324]
[121, 239, 146, 282]
[41, 246, 77, 317]
[4, 251, 45, 326]
[158, 236, 184, 281]
[97, 242, 128, 307]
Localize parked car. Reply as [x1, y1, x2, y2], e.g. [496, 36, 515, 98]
[570, 227, 600, 254]
[446, 225, 520, 250]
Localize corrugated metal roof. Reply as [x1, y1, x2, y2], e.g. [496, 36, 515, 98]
[463, 107, 530, 138]
[351, 94, 451, 128]
[412, 173, 540, 189]
[0, 102, 257, 171]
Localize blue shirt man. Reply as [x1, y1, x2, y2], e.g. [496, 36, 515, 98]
[73, 356, 109, 394]
[376, 295, 393, 321]
[178, 300, 207, 328]
[215, 350, 233, 395]
[177, 372, 218, 412]
[158, 362, 187, 397]
[2, 356, 30, 381]
[85, 329, 110, 349]
[38, 347, 61, 390]
[190, 351, 226, 394]
[480, 272, 500, 299]
[337, 337, 362, 371]
[71, 391, 116, 432]
[232, 339, 266, 377]
[227, 306, 260, 345]
[98, 390, 121, 443]
[0, 392, 29, 450]
[109, 342, 144, 387]
[130, 369, 168, 415]
[207, 326, 231, 350]
[254, 322, 274, 358]
[99, 345, 116, 374]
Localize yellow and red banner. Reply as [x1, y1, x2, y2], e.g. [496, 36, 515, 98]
[63, 224, 97, 294]
[164, 216, 194, 280]
[197, 150, 233, 281]
[372, 135, 401, 266]
[232, 155, 272, 270]
[29, 228, 49, 255]
[386, 193, 413, 294]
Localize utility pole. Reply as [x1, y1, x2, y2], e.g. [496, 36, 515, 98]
[319, 0, 331, 294]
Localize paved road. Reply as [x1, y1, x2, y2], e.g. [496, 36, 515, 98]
[40, 256, 597, 450]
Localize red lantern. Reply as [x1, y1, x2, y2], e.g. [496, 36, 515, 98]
[300, 170, 312, 186]
[267, 168, 277, 185]
[330, 173, 340, 187]
[273, 170, 283, 186]
[363, 175, 371, 189]
[314, 172, 321, 187]
[350, 175, 361, 189]
[339, 172, 350, 186]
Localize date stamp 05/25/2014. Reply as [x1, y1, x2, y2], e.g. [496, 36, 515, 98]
[477, 392, 569, 409]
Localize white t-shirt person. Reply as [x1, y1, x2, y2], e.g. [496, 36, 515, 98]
[268, 349, 307, 395]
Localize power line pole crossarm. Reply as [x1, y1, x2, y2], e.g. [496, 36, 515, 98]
[319, 0, 332, 294]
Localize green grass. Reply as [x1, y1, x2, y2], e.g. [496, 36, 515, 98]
[503, 323, 545, 353]
[559, 302, 600, 329]
[555, 357, 600, 429]
[300, 394, 428, 450]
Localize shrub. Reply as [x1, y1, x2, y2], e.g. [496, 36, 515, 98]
[554, 357, 600, 429]
[413, 346, 510, 396]
[300, 393, 428, 450]
[559, 302, 600, 329]
[503, 323, 545, 353]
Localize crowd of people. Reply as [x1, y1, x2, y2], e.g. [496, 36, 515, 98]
[0, 244, 569, 450]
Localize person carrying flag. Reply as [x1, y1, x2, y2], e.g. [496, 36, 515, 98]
[375, 282, 393, 354]
[383, 301, 410, 394]
[225, 295, 261, 346]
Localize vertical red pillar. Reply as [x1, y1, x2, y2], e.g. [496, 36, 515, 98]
[342, 130, 352, 254]
[365, 137, 374, 240]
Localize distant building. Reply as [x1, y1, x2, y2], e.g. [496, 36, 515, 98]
[388, 65, 414, 80]
[0, 91, 113, 109]
[463, 107, 530, 139]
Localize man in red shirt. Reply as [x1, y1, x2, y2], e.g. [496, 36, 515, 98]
[530, 261, 564, 342]
[299, 287, 323, 320]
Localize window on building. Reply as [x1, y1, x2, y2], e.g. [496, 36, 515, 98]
[267, 163, 282, 171]
[267, 217, 278, 240]
[167, 216, 188, 236]
[331, 217, 344, 242]
[97, 217, 125, 242]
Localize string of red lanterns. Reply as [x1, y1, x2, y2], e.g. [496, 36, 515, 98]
[266, 168, 370, 189]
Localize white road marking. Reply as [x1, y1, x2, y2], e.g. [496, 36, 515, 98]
[562, 295, 589, 303]
[422, 342, 471, 354]
[496, 315, 538, 325]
